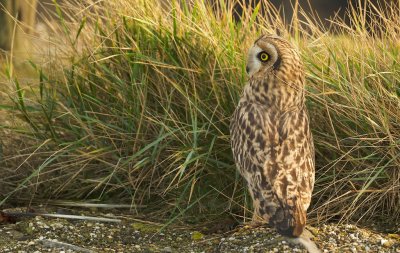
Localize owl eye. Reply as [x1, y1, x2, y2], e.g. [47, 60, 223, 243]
[258, 52, 270, 62]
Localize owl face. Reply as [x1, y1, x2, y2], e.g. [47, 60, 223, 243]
[246, 35, 282, 78]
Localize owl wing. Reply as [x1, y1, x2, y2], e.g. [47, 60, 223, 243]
[230, 102, 314, 237]
[263, 107, 315, 237]
[230, 101, 270, 177]
[230, 101, 281, 225]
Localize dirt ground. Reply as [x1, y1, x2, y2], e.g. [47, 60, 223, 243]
[0, 206, 399, 253]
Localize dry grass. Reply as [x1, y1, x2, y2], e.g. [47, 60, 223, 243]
[0, 0, 399, 226]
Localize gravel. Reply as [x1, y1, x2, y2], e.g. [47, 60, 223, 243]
[0, 209, 399, 252]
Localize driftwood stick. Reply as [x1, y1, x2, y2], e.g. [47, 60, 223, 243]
[2, 211, 122, 223]
[47, 201, 145, 209]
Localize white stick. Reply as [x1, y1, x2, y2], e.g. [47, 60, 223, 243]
[38, 213, 122, 223]
[48, 201, 145, 209]
[3, 212, 122, 223]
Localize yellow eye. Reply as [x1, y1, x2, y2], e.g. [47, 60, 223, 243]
[259, 52, 269, 62]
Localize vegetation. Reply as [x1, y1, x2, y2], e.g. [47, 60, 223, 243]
[1, 0, 399, 226]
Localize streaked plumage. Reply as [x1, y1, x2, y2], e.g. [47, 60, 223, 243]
[230, 35, 315, 237]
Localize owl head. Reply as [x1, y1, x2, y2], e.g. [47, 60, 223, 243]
[246, 35, 300, 79]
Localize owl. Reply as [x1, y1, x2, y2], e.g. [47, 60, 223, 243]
[230, 34, 315, 237]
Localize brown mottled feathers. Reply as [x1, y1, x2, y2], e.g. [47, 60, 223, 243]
[230, 35, 315, 237]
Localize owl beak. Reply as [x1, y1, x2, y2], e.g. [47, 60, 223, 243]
[246, 65, 250, 75]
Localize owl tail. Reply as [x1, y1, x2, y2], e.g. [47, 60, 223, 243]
[274, 196, 306, 237]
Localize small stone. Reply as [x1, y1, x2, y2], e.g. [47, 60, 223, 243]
[27, 241, 35, 246]
[161, 247, 172, 253]
[8, 230, 25, 240]
[50, 222, 63, 229]
[382, 239, 394, 248]
[349, 233, 357, 240]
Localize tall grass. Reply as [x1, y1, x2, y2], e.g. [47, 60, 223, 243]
[1, 0, 399, 226]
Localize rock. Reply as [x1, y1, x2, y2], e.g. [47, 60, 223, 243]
[8, 230, 26, 240]
[161, 246, 172, 253]
[382, 239, 395, 248]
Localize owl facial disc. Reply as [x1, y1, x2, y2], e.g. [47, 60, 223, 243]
[246, 37, 280, 78]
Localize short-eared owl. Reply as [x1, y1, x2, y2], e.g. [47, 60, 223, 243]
[230, 35, 315, 237]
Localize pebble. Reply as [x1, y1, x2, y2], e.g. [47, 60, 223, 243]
[161, 246, 172, 252]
